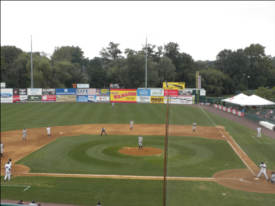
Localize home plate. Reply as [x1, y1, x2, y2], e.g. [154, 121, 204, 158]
[60, 132, 63, 134]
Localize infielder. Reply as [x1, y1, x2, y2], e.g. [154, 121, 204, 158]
[46, 126, 51, 137]
[138, 135, 143, 150]
[193, 122, 197, 132]
[1, 141, 4, 157]
[130, 120, 134, 130]
[9, 158, 12, 176]
[257, 161, 268, 179]
[4, 161, 11, 182]
[101, 127, 107, 136]
[23, 128, 27, 140]
[268, 171, 275, 184]
[257, 127, 261, 138]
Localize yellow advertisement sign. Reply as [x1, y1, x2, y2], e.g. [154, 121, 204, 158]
[162, 82, 185, 90]
[150, 96, 164, 104]
[110, 89, 137, 103]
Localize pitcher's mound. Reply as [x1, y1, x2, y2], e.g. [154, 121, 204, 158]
[119, 147, 163, 156]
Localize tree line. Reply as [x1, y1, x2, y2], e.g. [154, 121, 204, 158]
[1, 42, 275, 97]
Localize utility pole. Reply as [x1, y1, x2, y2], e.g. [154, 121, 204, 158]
[31, 35, 33, 88]
[145, 36, 147, 89]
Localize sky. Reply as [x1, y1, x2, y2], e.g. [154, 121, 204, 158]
[1, 1, 275, 61]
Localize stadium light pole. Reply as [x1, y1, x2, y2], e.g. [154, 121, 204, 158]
[145, 36, 147, 89]
[31, 35, 33, 88]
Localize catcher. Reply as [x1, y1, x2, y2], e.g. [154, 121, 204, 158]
[268, 171, 275, 184]
[138, 135, 143, 150]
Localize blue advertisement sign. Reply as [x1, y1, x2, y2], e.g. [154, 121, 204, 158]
[137, 89, 151, 96]
[88, 95, 97, 102]
[76, 95, 89, 102]
[56, 88, 76, 95]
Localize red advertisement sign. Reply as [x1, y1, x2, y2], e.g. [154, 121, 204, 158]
[13, 95, 28, 103]
[42, 95, 56, 102]
[164, 90, 178, 97]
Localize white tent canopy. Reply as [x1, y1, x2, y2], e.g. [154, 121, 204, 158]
[222, 94, 275, 106]
[221, 93, 249, 104]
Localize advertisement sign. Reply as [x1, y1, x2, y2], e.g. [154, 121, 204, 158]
[110, 89, 137, 103]
[162, 82, 185, 90]
[96, 88, 110, 96]
[88, 95, 97, 102]
[89, 88, 97, 95]
[164, 90, 178, 97]
[56, 95, 76, 102]
[178, 89, 193, 96]
[1, 88, 13, 103]
[150, 96, 164, 104]
[1, 82, 6, 88]
[13, 88, 27, 95]
[42, 88, 56, 95]
[56, 88, 76, 95]
[28, 95, 42, 102]
[137, 89, 150, 96]
[42, 95, 56, 102]
[77, 95, 89, 102]
[137, 96, 150, 103]
[13, 95, 28, 103]
[200, 90, 206, 96]
[77, 84, 89, 88]
[27, 88, 42, 95]
[76, 89, 89, 95]
[150, 89, 164, 96]
[164, 95, 194, 104]
[96, 96, 110, 102]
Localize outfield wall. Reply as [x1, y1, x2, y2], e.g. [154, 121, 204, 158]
[1, 88, 206, 104]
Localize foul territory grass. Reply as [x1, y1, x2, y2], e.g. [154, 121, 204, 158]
[1, 176, 275, 206]
[16, 134, 245, 177]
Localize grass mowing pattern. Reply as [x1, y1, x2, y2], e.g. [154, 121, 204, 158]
[16, 135, 245, 177]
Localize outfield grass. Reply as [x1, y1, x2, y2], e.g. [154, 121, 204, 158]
[1, 103, 275, 205]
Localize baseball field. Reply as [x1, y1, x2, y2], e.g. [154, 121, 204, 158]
[1, 103, 275, 206]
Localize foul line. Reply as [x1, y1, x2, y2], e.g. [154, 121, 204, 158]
[1, 185, 31, 191]
[251, 136, 261, 144]
[198, 105, 255, 176]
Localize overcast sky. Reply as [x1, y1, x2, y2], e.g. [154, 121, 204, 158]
[1, 1, 275, 61]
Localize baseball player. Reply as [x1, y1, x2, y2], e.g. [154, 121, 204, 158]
[8, 158, 12, 176]
[23, 128, 27, 140]
[112, 102, 115, 108]
[257, 127, 261, 138]
[130, 120, 134, 130]
[1, 141, 4, 157]
[4, 161, 11, 182]
[257, 161, 268, 179]
[138, 135, 143, 150]
[46, 126, 51, 137]
[268, 171, 275, 184]
[193, 122, 197, 132]
[100, 127, 107, 136]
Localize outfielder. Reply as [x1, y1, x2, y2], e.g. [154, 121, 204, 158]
[4, 161, 11, 182]
[46, 126, 51, 137]
[257, 127, 261, 138]
[257, 161, 268, 179]
[1, 141, 4, 157]
[101, 127, 107, 136]
[130, 120, 134, 130]
[138, 135, 143, 150]
[193, 122, 197, 132]
[23, 128, 27, 140]
[268, 171, 275, 184]
[112, 102, 115, 108]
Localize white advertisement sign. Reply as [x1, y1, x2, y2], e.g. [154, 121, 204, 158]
[1, 88, 13, 103]
[165, 95, 194, 104]
[1, 82, 6, 88]
[200, 90, 206, 96]
[96, 96, 110, 102]
[27, 88, 42, 95]
[77, 84, 89, 88]
[137, 96, 150, 103]
[150, 89, 164, 96]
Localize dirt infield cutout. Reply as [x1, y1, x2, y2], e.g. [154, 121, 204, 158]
[1, 124, 274, 193]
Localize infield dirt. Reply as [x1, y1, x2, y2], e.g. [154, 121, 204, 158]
[1, 124, 274, 193]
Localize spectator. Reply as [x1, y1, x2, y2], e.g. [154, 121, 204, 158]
[29, 200, 37, 206]
[17, 200, 24, 205]
[96, 202, 101, 206]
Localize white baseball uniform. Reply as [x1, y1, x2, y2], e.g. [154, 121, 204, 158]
[193, 123, 197, 131]
[4, 163, 11, 181]
[46, 127, 51, 136]
[1, 143, 4, 156]
[130, 120, 133, 129]
[138, 136, 143, 147]
[257, 163, 268, 179]
[257, 128, 261, 137]
[112, 103, 115, 108]
[270, 174, 275, 183]
[23, 129, 27, 139]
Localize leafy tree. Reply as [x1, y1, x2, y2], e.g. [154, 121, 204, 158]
[12, 52, 31, 88]
[51, 46, 85, 66]
[100, 42, 123, 61]
[156, 56, 176, 86]
[105, 58, 127, 84]
[86, 57, 107, 88]
[254, 86, 275, 101]
[124, 48, 137, 58]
